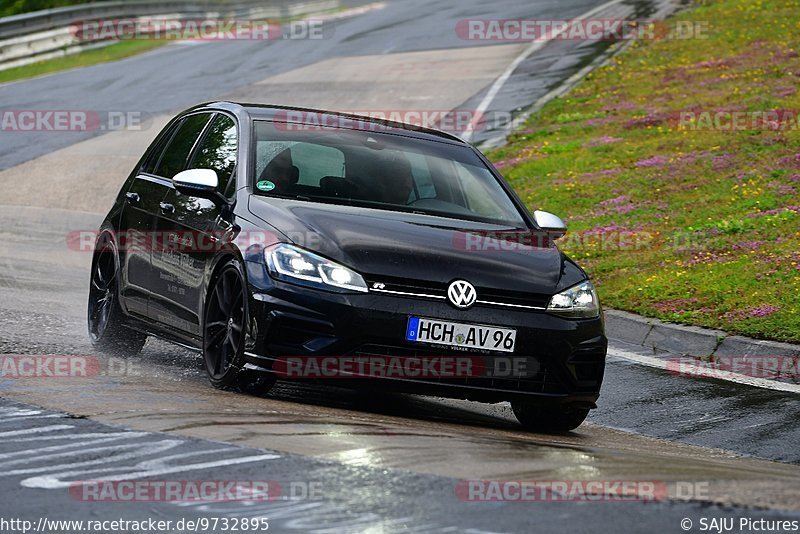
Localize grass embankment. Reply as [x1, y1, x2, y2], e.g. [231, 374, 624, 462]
[0, 1, 168, 85]
[488, 0, 800, 342]
[0, 40, 166, 85]
[1, 0, 86, 18]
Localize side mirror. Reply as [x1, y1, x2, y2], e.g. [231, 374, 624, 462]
[173, 169, 226, 205]
[533, 210, 567, 239]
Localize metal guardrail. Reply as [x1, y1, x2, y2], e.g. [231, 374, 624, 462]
[0, 0, 338, 71]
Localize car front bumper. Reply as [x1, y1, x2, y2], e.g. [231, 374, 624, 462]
[243, 261, 606, 407]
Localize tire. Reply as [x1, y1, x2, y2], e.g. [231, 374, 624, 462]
[203, 258, 275, 395]
[511, 401, 590, 432]
[87, 231, 147, 356]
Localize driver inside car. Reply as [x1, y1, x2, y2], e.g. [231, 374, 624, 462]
[259, 148, 298, 194]
[380, 153, 415, 205]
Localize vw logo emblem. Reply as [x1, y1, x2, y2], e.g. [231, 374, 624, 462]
[447, 280, 477, 309]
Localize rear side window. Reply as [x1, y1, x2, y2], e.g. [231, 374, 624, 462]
[406, 152, 436, 199]
[190, 114, 238, 197]
[153, 113, 211, 179]
[141, 120, 181, 175]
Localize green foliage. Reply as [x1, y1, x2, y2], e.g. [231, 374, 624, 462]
[487, 0, 800, 342]
[1, 0, 90, 18]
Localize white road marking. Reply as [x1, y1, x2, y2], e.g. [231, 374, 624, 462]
[0, 425, 74, 437]
[0, 431, 149, 443]
[1, 440, 185, 476]
[0, 414, 65, 423]
[479, 39, 632, 148]
[22, 453, 282, 489]
[0, 433, 148, 459]
[608, 347, 800, 394]
[462, 0, 626, 141]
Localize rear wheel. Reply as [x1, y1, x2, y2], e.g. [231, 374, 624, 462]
[203, 259, 275, 394]
[87, 233, 146, 355]
[511, 401, 590, 432]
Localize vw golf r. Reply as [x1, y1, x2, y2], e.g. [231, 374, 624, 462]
[87, 101, 607, 431]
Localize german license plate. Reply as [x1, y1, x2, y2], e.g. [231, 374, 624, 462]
[406, 317, 516, 353]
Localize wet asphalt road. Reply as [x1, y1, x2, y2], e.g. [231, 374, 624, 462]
[1, 207, 798, 466]
[1, 0, 799, 530]
[1, 210, 800, 526]
[4, 399, 800, 533]
[598, 350, 800, 466]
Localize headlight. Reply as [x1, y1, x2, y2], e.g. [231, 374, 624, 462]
[265, 243, 368, 293]
[546, 281, 600, 318]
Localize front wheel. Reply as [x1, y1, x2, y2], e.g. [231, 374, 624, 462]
[87, 232, 146, 356]
[511, 401, 590, 432]
[203, 259, 275, 395]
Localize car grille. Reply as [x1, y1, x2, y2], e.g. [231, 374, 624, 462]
[365, 275, 551, 310]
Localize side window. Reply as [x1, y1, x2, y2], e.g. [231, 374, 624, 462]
[455, 162, 516, 220]
[141, 120, 182, 175]
[289, 143, 345, 185]
[190, 114, 238, 197]
[255, 141, 345, 187]
[153, 113, 211, 179]
[406, 152, 436, 199]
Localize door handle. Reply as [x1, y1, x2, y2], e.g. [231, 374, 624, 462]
[159, 202, 175, 214]
[125, 192, 140, 204]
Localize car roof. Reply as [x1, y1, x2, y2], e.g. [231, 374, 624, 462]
[189, 101, 472, 146]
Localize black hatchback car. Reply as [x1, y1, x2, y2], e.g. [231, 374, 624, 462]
[88, 101, 606, 431]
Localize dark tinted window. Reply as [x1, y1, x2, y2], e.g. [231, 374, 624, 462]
[141, 120, 181, 175]
[190, 114, 238, 197]
[253, 121, 525, 226]
[154, 113, 211, 179]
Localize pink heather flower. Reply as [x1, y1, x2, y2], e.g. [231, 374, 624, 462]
[732, 240, 765, 251]
[635, 156, 668, 168]
[750, 206, 800, 217]
[587, 135, 623, 147]
[599, 195, 632, 206]
[579, 168, 623, 181]
[584, 117, 616, 127]
[583, 223, 631, 236]
[493, 157, 523, 170]
[750, 305, 779, 318]
[614, 203, 638, 214]
[603, 101, 636, 112]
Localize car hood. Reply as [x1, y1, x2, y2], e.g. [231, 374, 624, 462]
[248, 196, 585, 295]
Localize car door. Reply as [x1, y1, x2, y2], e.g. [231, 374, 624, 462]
[117, 119, 183, 320]
[152, 113, 238, 339]
[141, 112, 214, 331]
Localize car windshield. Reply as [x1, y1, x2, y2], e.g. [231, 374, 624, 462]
[252, 119, 526, 226]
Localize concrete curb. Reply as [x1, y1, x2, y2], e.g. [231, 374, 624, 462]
[604, 309, 800, 359]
